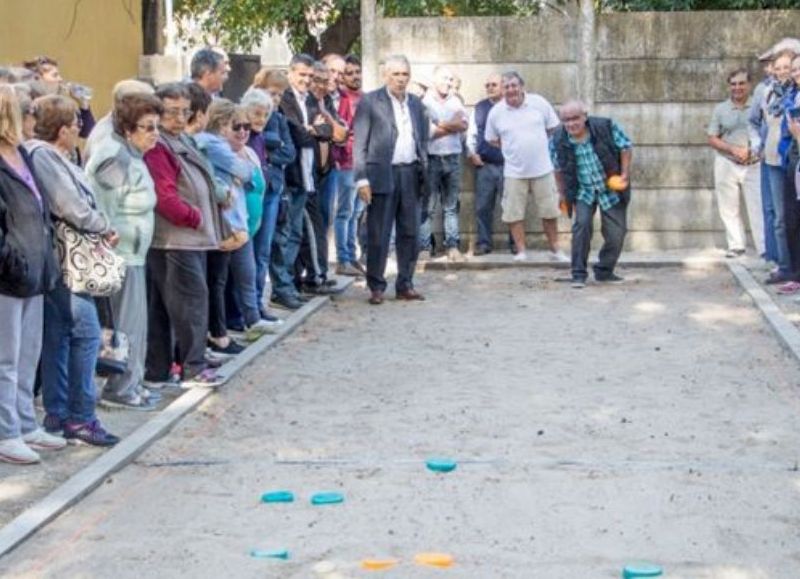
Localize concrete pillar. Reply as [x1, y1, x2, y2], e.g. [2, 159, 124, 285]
[577, 0, 596, 109]
[361, 0, 379, 91]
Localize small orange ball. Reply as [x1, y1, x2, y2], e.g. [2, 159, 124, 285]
[607, 175, 627, 192]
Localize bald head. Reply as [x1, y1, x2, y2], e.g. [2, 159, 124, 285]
[484, 73, 502, 101]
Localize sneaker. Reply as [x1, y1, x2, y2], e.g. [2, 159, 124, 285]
[23, 428, 67, 450]
[182, 368, 223, 389]
[571, 278, 587, 289]
[208, 337, 246, 355]
[595, 272, 625, 283]
[549, 250, 570, 263]
[272, 294, 304, 310]
[765, 272, 792, 285]
[336, 262, 363, 277]
[350, 260, 366, 275]
[101, 391, 159, 412]
[43, 414, 64, 434]
[725, 248, 746, 258]
[246, 319, 280, 341]
[473, 246, 491, 256]
[777, 280, 800, 295]
[138, 386, 163, 403]
[63, 420, 120, 447]
[447, 247, 465, 262]
[512, 251, 528, 263]
[260, 309, 284, 324]
[0, 438, 40, 464]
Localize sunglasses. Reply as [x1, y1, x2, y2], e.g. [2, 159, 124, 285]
[232, 122, 251, 132]
[136, 123, 159, 133]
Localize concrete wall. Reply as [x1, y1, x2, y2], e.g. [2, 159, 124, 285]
[0, 0, 142, 117]
[373, 10, 800, 250]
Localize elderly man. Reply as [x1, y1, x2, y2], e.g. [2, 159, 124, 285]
[467, 73, 504, 255]
[485, 72, 567, 262]
[355, 55, 429, 305]
[708, 69, 763, 259]
[419, 65, 468, 262]
[550, 99, 633, 288]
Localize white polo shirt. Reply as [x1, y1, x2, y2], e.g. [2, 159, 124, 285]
[484, 93, 560, 179]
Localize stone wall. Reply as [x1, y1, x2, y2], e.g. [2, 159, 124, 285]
[373, 9, 800, 250]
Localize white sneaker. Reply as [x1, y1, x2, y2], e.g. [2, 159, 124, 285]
[0, 437, 41, 464]
[23, 428, 67, 451]
[512, 251, 528, 262]
[246, 319, 280, 341]
[549, 250, 570, 263]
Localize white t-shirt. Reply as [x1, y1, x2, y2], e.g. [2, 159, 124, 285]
[484, 93, 560, 179]
[423, 91, 466, 156]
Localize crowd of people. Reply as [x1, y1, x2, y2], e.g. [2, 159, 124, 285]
[710, 37, 800, 292]
[4, 35, 795, 467]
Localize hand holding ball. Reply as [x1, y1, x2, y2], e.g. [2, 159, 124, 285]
[607, 175, 628, 193]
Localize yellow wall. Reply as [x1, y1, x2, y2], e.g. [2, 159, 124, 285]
[0, 0, 142, 116]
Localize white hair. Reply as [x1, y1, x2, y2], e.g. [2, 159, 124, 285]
[559, 98, 588, 116]
[241, 87, 273, 115]
[382, 54, 410, 71]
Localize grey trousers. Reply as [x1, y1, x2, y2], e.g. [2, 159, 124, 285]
[0, 294, 43, 439]
[104, 266, 146, 399]
[571, 200, 627, 281]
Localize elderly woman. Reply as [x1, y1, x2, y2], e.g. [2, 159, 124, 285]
[27, 95, 120, 446]
[249, 70, 299, 310]
[86, 93, 163, 410]
[196, 99, 276, 344]
[0, 86, 65, 464]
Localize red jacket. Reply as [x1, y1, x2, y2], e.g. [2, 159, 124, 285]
[333, 87, 362, 171]
[144, 142, 201, 229]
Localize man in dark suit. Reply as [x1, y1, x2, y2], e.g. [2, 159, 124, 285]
[354, 54, 429, 305]
[270, 53, 327, 310]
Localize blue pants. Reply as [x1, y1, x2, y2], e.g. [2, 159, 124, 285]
[474, 163, 504, 250]
[768, 164, 791, 274]
[253, 189, 282, 307]
[41, 284, 100, 424]
[419, 154, 462, 251]
[270, 188, 308, 300]
[334, 169, 358, 264]
[761, 162, 778, 262]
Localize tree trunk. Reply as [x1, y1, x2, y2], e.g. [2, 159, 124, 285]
[300, 9, 362, 58]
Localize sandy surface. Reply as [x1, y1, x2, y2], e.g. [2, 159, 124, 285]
[1, 266, 800, 578]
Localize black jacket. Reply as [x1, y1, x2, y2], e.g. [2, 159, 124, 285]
[280, 89, 330, 192]
[0, 146, 59, 297]
[353, 87, 429, 195]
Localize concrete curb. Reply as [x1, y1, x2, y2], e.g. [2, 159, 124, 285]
[421, 255, 725, 271]
[727, 262, 800, 359]
[0, 288, 343, 559]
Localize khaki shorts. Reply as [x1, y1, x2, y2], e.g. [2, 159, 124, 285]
[501, 173, 560, 223]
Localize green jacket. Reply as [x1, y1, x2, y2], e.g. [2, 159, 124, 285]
[86, 134, 156, 267]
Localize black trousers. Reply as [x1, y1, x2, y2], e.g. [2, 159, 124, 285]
[571, 200, 627, 281]
[297, 189, 327, 284]
[206, 250, 231, 338]
[145, 248, 208, 381]
[366, 164, 421, 293]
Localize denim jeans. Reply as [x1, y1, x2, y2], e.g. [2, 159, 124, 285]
[270, 188, 308, 300]
[253, 189, 281, 308]
[349, 195, 367, 261]
[761, 162, 778, 262]
[227, 240, 261, 327]
[41, 283, 100, 424]
[334, 169, 357, 264]
[768, 164, 791, 274]
[320, 168, 339, 234]
[419, 154, 462, 251]
[474, 163, 504, 250]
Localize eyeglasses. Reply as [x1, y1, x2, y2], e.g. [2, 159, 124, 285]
[163, 108, 191, 119]
[232, 122, 251, 132]
[136, 123, 159, 133]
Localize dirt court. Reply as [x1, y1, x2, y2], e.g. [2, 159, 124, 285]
[1, 266, 800, 578]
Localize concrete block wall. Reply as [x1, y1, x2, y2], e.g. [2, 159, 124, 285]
[374, 10, 800, 251]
